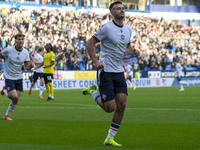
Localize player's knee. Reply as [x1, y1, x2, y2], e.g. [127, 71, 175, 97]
[104, 100, 116, 113]
[104, 105, 115, 113]
[105, 107, 115, 113]
[117, 101, 127, 111]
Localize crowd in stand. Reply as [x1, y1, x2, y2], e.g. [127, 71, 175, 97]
[0, 6, 199, 72]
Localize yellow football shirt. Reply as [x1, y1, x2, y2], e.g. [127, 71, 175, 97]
[135, 72, 141, 79]
[43, 51, 55, 74]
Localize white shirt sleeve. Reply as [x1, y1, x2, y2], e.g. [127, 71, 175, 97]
[93, 23, 107, 42]
[24, 51, 30, 63]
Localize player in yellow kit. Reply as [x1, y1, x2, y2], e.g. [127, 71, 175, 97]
[133, 69, 141, 90]
[36, 43, 55, 101]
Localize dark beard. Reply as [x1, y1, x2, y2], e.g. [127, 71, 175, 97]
[15, 45, 23, 52]
[115, 14, 125, 20]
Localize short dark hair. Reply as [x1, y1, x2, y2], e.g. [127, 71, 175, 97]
[109, 1, 122, 11]
[14, 33, 25, 39]
[45, 43, 53, 51]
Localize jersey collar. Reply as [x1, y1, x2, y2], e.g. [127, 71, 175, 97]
[112, 20, 123, 28]
[15, 45, 23, 52]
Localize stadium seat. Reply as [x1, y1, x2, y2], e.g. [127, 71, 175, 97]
[185, 67, 198, 71]
[77, 41, 86, 47]
[165, 65, 172, 70]
[64, 67, 70, 71]
[80, 67, 85, 71]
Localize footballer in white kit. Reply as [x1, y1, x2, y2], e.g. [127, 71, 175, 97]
[94, 20, 132, 102]
[175, 60, 188, 91]
[29, 47, 45, 99]
[83, 1, 140, 147]
[2, 45, 30, 90]
[124, 61, 133, 87]
[0, 33, 34, 120]
[34, 53, 44, 72]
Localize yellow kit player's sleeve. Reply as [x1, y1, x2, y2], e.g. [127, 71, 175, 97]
[51, 52, 55, 62]
[49, 52, 55, 74]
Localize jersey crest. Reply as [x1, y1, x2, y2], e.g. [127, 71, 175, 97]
[121, 34, 125, 40]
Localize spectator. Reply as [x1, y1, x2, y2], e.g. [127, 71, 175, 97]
[0, 58, 4, 72]
[0, 6, 199, 71]
[161, 51, 168, 70]
[138, 56, 147, 70]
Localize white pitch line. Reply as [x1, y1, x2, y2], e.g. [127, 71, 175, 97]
[0, 101, 199, 111]
[19, 106, 99, 109]
[0, 102, 96, 107]
[126, 107, 200, 111]
[0, 105, 200, 111]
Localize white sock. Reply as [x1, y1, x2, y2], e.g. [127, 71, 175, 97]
[180, 84, 184, 90]
[51, 96, 54, 99]
[127, 80, 131, 87]
[39, 85, 44, 95]
[91, 91, 101, 104]
[48, 94, 51, 97]
[5, 102, 16, 116]
[3, 89, 8, 96]
[106, 122, 121, 140]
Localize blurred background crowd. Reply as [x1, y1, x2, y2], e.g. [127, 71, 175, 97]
[0, 6, 199, 72]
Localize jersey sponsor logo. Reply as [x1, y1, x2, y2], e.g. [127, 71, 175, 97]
[113, 42, 128, 48]
[9, 58, 22, 65]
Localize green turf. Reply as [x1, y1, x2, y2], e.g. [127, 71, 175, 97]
[0, 86, 200, 150]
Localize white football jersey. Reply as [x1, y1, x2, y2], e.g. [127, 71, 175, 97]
[124, 64, 132, 76]
[34, 53, 43, 73]
[93, 21, 132, 72]
[176, 63, 183, 78]
[1, 45, 30, 80]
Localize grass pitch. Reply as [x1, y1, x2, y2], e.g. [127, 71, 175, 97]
[0, 86, 200, 150]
